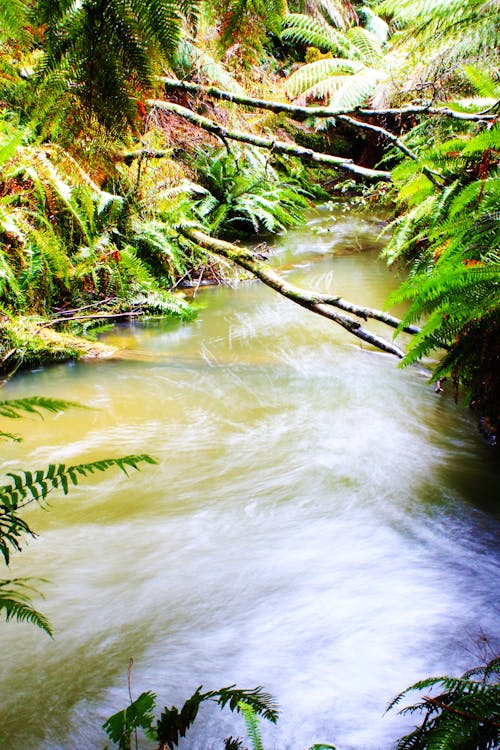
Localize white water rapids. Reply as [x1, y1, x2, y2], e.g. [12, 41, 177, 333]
[1, 206, 498, 749]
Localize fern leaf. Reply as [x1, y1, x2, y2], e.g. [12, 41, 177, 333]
[0, 397, 85, 420]
[323, 67, 386, 111]
[282, 13, 355, 56]
[345, 26, 383, 66]
[238, 702, 264, 750]
[0, 577, 52, 636]
[285, 57, 364, 99]
[0, 455, 157, 563]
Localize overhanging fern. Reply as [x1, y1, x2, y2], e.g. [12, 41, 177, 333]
[388, 657, 500, 750]
[0, 396, 157, 633]
[103, 683, 279, 750]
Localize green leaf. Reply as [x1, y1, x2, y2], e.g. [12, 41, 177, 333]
[103, 691, 157, 750]
[0, 397, 85, 420]
[0, 577, 52, 636]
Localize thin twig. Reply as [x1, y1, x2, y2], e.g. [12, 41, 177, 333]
[193, 266, 206, 297]
[50, 297, 115, 316]
[128, 658, 139, 750]
[424, 696, 500, 729]
[37, 312, 144, 329]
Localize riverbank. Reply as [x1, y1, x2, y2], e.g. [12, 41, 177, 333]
[0, 315, 118, 376]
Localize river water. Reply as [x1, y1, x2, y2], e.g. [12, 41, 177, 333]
[1, 205, 499, 750]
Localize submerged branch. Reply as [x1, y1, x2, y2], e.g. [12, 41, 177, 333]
[146, 99, 392, 181]
[180, 226, 412, 358]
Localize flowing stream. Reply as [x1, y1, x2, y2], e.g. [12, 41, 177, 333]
[1, 204, 499, 750]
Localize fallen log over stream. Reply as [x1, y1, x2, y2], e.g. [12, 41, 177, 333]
[180, 226, 420, 358]
[146, 99, 392, 181]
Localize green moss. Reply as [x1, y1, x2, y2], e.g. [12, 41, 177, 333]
[0, 315, 118, 374]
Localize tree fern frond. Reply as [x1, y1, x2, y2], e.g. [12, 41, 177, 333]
[324, 66, 385, 110]
[0, 0, 29, 41]
[389, 657, 500, 750]
[378, 0, 500, 68]
[462, 65, 500, 101]
[282, 13, 355, 56]
[345, 26, 383, 66]
[285, 56, 364, 98]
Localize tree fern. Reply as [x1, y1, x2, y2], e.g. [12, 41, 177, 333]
[282, 11, 386, 107]
[33, 0, 200, 130]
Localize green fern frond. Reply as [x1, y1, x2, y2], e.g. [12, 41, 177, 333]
[388, 657, 500, 750]
[33, 0, 199, 129]
[345, 26, 383, 65]
[103, 691, 157, 750]
[462, 65, 500, 101]
[378, 0, 500, 70]
[0, 577, 52, 636]
[324, 66, 385, 110]
[0, 455, 157, 564]
[238, 702, 264, 750]
[0, 396, 85, 420]
[282, 13, 355, 56]
[0, 0, 28, 39]
[285, 56, 364, 98]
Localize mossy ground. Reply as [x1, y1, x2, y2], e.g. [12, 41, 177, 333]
[0, 315, 118, 375]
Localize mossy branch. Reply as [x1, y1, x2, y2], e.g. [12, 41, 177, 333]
[180, 226, 412, 358]
[146, 100, 392, 181]
[159, 78, 497, 123]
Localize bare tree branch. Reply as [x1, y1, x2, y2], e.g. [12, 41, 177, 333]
[146, 99, 392, 181]
[180, 226, 413, 358]
[159, 78, 497, 122]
